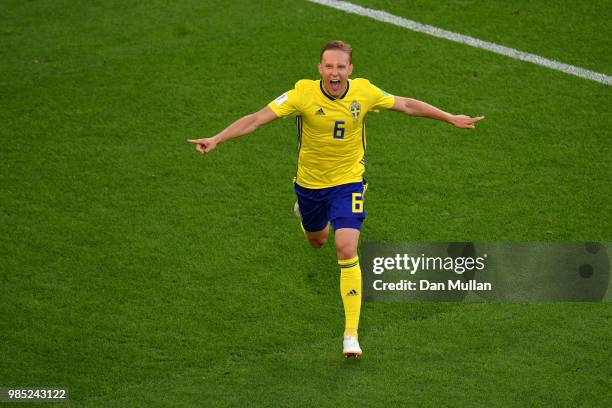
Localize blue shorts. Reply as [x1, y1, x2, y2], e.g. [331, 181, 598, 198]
[294, 181, 367, 232]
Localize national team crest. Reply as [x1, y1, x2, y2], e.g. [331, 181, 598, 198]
[350, 100, 361, 121]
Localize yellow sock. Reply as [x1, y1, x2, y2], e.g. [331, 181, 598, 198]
[338, 256, 362, 338]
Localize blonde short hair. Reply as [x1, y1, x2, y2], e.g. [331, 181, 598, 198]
[320, 40, 352, 63]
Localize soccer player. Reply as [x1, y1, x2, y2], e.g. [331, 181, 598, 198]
[188, 41, 484, 358]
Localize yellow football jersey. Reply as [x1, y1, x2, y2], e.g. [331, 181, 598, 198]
[267, 78, 395, 189]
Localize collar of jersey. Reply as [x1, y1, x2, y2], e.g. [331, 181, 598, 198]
[319, 79, 350, 101]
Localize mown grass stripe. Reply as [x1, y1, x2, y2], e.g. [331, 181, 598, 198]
[307, 0, 612, 85]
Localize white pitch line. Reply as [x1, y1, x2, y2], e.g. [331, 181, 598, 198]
[306, 0, 612, 86]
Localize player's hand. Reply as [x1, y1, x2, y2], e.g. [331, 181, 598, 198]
[187, 137, 218, 154]
[449, 115, 485, 129]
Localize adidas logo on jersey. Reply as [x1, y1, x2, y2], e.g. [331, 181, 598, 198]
[347, 289, 359, 296]
[315, 108, 325, 115]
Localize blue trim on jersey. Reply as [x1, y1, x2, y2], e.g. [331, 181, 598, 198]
[361, 119, 366, 152]
[319, 80, 334, 101]
[295, 115, 302, 178]
[296, 115, 302, 151]
[319, 79, 350, 100]
[340, 80, 350, 99]
[359, 119, 366, 169]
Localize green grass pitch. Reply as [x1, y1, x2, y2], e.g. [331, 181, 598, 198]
[1, 0, 611, 406]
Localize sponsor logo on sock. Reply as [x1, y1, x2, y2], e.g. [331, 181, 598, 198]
[315, 108, 325, 115]
[347, 289, 359, 296]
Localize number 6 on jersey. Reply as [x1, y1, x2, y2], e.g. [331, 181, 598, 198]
[333, 121, 345, 139]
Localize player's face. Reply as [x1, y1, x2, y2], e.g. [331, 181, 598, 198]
[318, 50, 353, 97]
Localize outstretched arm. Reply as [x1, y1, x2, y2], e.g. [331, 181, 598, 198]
[187, 106, 278, 154]
[391, 96, 484, 129]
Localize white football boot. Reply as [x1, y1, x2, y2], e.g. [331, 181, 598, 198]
[293, 201, 302, 220]
[293, 201, 305, 233]
[343, 336, 362, 359]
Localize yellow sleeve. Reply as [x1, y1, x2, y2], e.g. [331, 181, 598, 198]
[267, 84, 302, 118]
[368, 82, 395, 112]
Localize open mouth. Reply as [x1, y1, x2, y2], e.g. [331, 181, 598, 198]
[329, 79, 341, 93]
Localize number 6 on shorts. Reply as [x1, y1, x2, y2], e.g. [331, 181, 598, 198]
[352, 192, 363, 213]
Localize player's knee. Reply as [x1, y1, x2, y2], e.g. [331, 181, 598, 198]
[308, 235, 327, 248]
[308, 239, 325, 249]
[306, 229, 328, 248]
[336, 242, 357, 259]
